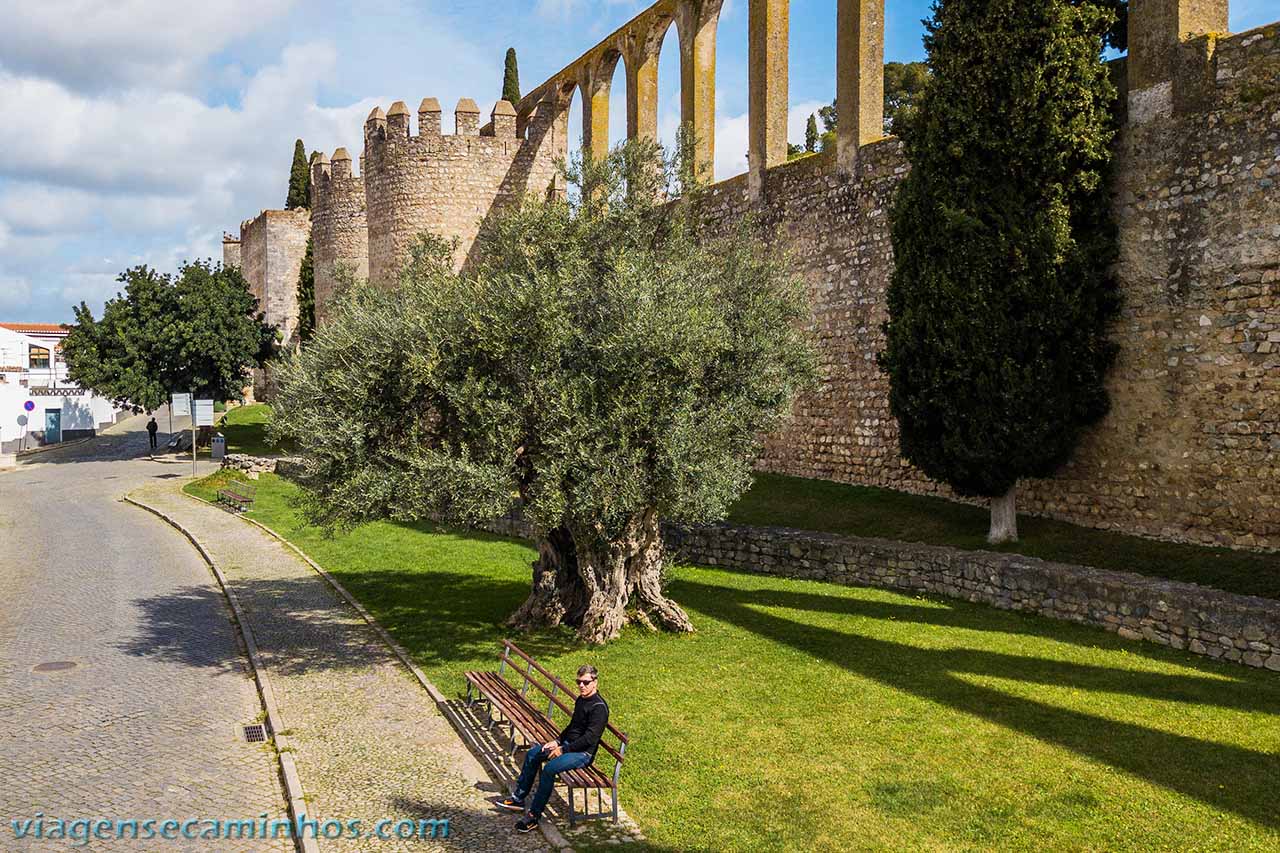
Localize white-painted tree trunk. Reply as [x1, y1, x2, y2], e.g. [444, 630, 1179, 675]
[988, 486, 1018, 544]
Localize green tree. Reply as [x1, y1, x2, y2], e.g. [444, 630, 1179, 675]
[270, 140, 816, 644]
[805, 113, 819, 153]
[883, 61, 931, 134]
[286, 139, 310, 210]
[878, 0, 1120, 544]
[63, 262, 277, 413]
[819, 61, 930, 139]
[502, 47, 521, 105]
[296, 235, 315, 344]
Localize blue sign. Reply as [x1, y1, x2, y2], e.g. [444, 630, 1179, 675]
[23, 400, 35, 412]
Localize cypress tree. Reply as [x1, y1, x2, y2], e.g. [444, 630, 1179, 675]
[286, 139, 310, 210]
[805, 114, 818, 153]
[878, 0, 1120, 544]
[296, 236, 315, 344]
[502, 47, 521, 105]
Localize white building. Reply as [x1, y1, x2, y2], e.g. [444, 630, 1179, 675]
[0, 323, 123, 453]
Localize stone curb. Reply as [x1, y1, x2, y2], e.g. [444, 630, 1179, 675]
[201, 497, 577, 853]
[123, 492, 322, 853]
[15, 436, 95, 457]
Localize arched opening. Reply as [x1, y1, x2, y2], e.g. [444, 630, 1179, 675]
[565, 81, 584, 164]
[655, 18, 682, 166]
[712, 0, 747, 181]
[607, 52, 628, 152]
[788, 0, 837, 156]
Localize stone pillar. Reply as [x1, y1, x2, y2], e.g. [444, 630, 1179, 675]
[1128, 0, 1229, 123]
[836, 0, 885, 173]
[626, 45, 660, 143]
[418, 98, 442, 138]
[581, 64, 613, 162]
[491, 100, 518, 138]
[386, 101, 410, 138]
[455, 98, 480, 136]
[677, 0, 724, 182]
[748, 0, 789, 200]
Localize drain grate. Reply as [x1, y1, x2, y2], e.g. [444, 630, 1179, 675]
[243, 723, 268, 743]
[32, 661, 77, 673]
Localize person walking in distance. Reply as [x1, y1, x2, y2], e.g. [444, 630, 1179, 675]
[146, 416, 159, 452]
[497, 665, 609, 833]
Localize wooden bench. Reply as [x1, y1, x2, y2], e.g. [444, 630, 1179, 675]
[464, 640, 628, 824]
[217, 479, 256, 512]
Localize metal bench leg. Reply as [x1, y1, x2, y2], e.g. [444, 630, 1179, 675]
[567, 788, 575, 826]
[612, 785, 619, 823]
[465, 683, 473, 707]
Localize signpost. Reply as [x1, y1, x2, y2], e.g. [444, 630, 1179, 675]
[20, 401, 34, 452]
[192, 399, 214, 477]
[170, 393, 191, 437]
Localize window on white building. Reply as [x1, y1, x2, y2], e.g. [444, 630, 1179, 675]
[29, 345, 50, 369]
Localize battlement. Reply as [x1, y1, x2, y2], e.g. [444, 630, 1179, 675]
[359, 95, 564, 285]
[363, 97, 528, 148]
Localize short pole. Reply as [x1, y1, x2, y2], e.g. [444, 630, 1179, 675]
[191, 388, 197, 478]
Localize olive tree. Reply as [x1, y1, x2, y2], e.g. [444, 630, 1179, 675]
[270, 140, 815, 644]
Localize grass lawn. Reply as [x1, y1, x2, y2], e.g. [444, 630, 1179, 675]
[730, 473, 1280, 601]
[188, 472, 1280, 853]
[217, 403, 292, 456]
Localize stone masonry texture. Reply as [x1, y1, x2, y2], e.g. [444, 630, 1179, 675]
[359, 100, 562, 286]
[692, 24, 1280, 552]
[458, 510, 1280, 671]
[238, 208, 311, 347]
[298, 11, 1279, 553]
[310, 151, 367, 327]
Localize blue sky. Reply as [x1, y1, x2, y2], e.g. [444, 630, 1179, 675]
[0, 0, 1274, 324]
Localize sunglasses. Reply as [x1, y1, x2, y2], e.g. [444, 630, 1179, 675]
[576, 678, 595, 685]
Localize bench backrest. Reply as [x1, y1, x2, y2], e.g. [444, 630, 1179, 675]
[498, 640, 628, 767]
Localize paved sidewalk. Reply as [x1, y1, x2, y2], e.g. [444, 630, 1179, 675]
[0, 414, 289, 853]
[129, 480, 550, 853]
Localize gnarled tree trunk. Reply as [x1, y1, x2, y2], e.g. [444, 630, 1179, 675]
[988, 485, 1018, 544]
[509, 509, 695, 644]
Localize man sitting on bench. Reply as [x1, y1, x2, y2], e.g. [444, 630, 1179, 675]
[497, 664, 609, 833]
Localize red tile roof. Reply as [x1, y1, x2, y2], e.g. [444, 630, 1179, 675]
[0, 322, 69, 336]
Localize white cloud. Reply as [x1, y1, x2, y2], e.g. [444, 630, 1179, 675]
[0, 0, 297, 93]
[0, 183, 95, 235]
[0, 275, 31, 313]
[712, 100, 829, 181]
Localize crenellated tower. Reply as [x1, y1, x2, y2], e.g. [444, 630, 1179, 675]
[361, 96, 565, 286]
[310, 147, 369, 326]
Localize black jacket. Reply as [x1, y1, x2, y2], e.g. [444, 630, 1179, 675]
[559, 693, 609, 762]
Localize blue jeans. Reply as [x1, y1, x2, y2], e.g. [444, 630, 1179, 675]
[512, 740, 592, 819]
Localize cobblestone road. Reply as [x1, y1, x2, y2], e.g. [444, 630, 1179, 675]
[131, 481, 551, 853]
[0, 414, 291, 851]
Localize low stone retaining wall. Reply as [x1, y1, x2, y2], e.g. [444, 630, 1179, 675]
[221, 453, 306, 478]
[663, 523, 1280, 671]
[464, 513, 1280, 671]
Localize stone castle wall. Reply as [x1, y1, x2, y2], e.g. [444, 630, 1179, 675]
[222, 236, 241, 270]
[696, 24, 1280, 552]
[237, 208, 311, 347]
[360, 98, 563, 287]
[310, 149, 367, 326]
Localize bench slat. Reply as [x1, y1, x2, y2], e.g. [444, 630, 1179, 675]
[466, 670, 612, 788]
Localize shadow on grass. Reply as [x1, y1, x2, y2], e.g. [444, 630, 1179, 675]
[678, 578, 1280, 831]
